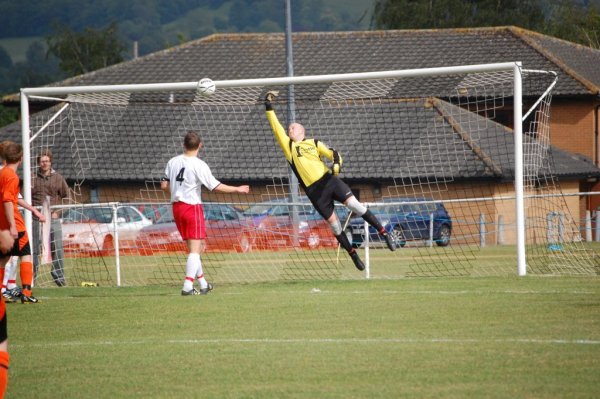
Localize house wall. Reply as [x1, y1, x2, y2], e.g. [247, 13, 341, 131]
[549, 99, 600, 235]
[72, 178, 584, 247]
[72, 182, 316, 209]
[372, 180, 582, 246]
[492, 181, 582, 245]
[550, 99, 597, 163]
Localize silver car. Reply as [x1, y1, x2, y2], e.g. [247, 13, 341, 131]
[61, 205, 153, 255]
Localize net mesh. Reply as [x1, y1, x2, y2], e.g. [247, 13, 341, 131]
[25, 67, 600, 287]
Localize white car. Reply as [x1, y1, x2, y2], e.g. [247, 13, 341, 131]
[61, 205, 152, 255]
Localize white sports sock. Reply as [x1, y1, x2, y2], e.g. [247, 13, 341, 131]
[196, 256, 208, 289]
[3, 257, 18, 291]
[183, 253, 200, 291]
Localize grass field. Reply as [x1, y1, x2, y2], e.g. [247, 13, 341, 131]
[6, 276, 600, 398]
[33, 243, 600, 289]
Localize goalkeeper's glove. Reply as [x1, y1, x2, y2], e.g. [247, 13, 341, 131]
[264, 90, 279, 111]
[331, 149, 342, 175]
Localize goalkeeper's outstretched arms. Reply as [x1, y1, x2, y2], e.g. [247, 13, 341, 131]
[264, 91, 292, 162]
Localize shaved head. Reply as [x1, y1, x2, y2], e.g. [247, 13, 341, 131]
[288, 123, 305, 142]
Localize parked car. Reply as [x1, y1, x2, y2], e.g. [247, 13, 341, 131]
[132, 203, 170, 223]
[136, 203, 251, 255]
[61, 205, 153, 255]
[347, 198, 452, 248]
[241, 198, 350, 250]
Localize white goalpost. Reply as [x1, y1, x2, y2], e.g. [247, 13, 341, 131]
[19, 62, 600, 287]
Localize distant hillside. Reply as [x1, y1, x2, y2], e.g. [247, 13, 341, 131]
[0, 37, 44, 63]
[0, 0, 375, 62]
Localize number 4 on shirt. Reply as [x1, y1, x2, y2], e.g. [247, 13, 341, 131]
[176, 168, 185, 184]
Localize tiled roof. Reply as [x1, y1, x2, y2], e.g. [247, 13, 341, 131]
[9, 26, 597, 98]
[1, 97, 597, 183]
[512, 27, 600, 94]
[2, 26, 599, 183]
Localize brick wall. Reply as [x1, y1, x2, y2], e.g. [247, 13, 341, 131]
[70, 177, 584, 247]
[550, 99, 597, 162]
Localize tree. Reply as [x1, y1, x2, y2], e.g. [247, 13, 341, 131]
[546, 0, 600, 49]
[0, 46, 12, 69]
[17, 42, 65, 88]
[579, 7, 600, 49]
[46, 21, 126, 76]
[0, 104, 17, 128]
[370, 0, 600, 49]
[371, 0, 546, 31]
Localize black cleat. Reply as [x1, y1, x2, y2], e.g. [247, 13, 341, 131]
[21, 294, 39, 304]
[199, 283, 213, 295]
[350, 252, 365, 271]
[2, 288, 21, 303]
[383, 232, 396, 252]
[181, 288, 201, 296]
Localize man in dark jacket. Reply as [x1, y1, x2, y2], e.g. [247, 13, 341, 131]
[31, 149, 70, 286]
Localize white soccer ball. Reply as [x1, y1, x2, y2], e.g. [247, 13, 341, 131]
[198, 78, 216, 97]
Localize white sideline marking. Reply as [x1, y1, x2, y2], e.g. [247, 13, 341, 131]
[305, 289, 596, 295]
[12, 337, 600, 349]
[167, 338, 600, 345]
[34, 288, 596, 302]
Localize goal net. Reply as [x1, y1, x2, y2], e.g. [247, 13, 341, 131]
[21, 63, 600, 287]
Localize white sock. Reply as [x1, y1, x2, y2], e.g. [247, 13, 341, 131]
[3, 257, 18, 291]
[196, 257, 208, 289]
[182, 253, 200, 291]
[197, 275, 208, 290]
[1, 259, 9, 292]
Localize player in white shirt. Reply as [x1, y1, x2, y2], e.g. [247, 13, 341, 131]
[161, 131, 250, 296]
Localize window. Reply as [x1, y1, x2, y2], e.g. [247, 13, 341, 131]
[221, 207, 238, 220]
[272, 205, 289, 216]
[126, 207, 143, 222]
[117, 208, 129, 222]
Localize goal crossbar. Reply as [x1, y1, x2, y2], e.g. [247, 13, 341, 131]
[21, 62, 520, 96]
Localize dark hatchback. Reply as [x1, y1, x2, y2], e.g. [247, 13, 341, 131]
[347, 198, 452, 248]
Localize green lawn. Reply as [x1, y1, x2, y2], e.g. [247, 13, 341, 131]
[6, 276, 600, 398]
[33, 243, 600, 289]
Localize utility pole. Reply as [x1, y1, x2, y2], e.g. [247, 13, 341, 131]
[285, 0, 300, 246]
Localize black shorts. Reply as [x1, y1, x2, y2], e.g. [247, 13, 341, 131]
[1, 231, 31, 258]
[305, 174, 353, 220]
[0, 311, 6, 343]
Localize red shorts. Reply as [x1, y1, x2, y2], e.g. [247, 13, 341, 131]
[173, 202, 206, 240]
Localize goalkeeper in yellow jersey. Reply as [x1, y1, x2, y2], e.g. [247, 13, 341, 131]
[264, 91, 395, 271]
